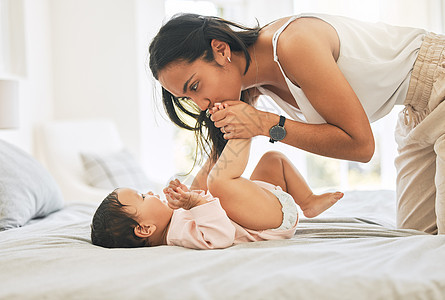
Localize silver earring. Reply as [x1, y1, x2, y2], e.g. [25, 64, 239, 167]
[227, 57, 231, 63]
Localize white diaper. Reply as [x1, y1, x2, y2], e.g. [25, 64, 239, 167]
[269, 189, 299, 231]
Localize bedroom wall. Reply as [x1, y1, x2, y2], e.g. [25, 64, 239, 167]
[49, 0, 176, 181]
[0, 0, 53, 153]
[49, 0, 139, 156]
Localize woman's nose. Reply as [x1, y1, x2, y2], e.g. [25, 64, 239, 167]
[194, 98, 210, 111]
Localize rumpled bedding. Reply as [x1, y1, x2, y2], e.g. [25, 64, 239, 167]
[1, 190, 444, 300]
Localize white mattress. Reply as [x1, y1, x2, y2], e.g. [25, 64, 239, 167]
[1, 190, 444, 299]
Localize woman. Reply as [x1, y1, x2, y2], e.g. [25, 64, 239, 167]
[148, 13, 445, 235]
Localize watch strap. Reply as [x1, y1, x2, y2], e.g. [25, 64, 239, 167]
[278, 115, 286, 127]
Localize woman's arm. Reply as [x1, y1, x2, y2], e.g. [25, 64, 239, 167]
[275, 20, 375, 162]
[211, 101, 374, 163]
[262, 112, 374, 163]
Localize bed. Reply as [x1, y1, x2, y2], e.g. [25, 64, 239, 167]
[1, 127, 445, 300]
[1, 187, 445, 300]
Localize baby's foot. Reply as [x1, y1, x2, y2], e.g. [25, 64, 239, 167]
[209, 102, 225, 114]
[301, 192, 343, 218]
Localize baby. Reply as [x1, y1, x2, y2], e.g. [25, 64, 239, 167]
[91, 104, 343, 249]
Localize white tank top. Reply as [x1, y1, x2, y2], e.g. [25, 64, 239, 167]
[257, 13, 426, 124]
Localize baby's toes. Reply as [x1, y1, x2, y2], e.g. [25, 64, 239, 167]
[333, 192, 344, 200]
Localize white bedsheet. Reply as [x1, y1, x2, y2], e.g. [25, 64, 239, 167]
[1, 190, 444, 300]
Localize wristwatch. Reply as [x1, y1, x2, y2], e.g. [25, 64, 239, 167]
[269, 115, 286, 143]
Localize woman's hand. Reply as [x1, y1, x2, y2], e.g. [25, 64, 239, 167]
[209, 101, 267, 139]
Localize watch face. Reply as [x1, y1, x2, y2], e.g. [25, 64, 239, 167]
[270, 126, 286, 141]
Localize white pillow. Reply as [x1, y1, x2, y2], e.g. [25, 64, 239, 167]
[0, 140, 64, 231]
[80, 149, 151, 191]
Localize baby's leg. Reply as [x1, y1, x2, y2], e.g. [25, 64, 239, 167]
[208, 176, 285, 230]
[207, 139, 285, 231]
[249, 151, 343, 218]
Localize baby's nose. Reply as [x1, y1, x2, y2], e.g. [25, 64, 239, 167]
[146, 191, 160, 198]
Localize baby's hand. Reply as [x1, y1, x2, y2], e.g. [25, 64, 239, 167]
[209, 102, 228, 114]
[165, 178, 189, 193]
[164, 187, 207, 210]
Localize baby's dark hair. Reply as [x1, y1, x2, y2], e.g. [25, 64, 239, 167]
[90, 190, 150, 248]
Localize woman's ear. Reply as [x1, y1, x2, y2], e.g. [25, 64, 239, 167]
[211, 39, 231, 65]
[134, 224, 156, 238]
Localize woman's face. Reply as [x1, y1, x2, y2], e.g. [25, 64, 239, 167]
[158, 58, 242, 111]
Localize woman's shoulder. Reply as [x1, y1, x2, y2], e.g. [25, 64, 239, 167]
[261, 15, 336, 37]
[260, 15, 338, 52]
[261, 16, 294, 34]
[270, 16, 339, 62]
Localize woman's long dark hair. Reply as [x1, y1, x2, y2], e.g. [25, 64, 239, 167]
[149, 13, 260, 164]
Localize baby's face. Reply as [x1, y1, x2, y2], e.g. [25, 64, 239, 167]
[117, 188, 171, 224]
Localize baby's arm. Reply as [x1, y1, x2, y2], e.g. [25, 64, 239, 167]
[164, 186, 235, 249]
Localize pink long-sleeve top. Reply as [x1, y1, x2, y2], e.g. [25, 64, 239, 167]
[166, 191, 298, 250]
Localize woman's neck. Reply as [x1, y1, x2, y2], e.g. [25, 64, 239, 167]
[239, 38, 282, 90]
